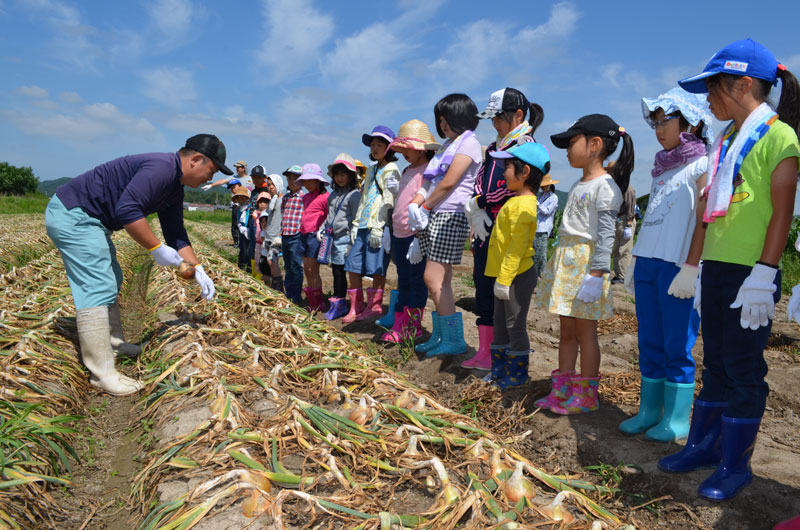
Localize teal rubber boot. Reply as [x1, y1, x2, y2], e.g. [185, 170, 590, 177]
[645, 381, 695, 442]
[415, 311, 440, 354]
[495, 350, 530, 390]
[619, 376, 665, 435]
[375, 289, 399, 328]
[427, 313, 466, 357]
[489, 344, 509, 382]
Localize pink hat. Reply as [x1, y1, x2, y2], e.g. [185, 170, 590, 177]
[296, 163, 331, 184]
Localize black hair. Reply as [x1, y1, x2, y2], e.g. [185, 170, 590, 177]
[424, 149, 436, 161]
[330, 164, 358, 191]
[585, 130, 635, 195]
[434, 93, 480, 138]
[367, 137, 398, 162]
[497, 88, 545, 136]
[508, 158, 549, 194]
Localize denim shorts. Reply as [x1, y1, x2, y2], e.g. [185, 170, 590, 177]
[345, 228, 389, 276]
[301, 232, 321, 258]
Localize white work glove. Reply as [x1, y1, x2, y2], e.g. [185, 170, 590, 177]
[201, 184, 213, 191]
[576, 274, 604, 303]
[624, 257, 636, 295]
[315, 227, 325, 242]
[693, 265, 702, 317]
[271, 236, 282, 246]
[194, 265, 215, 301]
[494, 282, 510, 300]
[668, 263, 701, 299]
[730, 263, 778, 330]
[382, 226, 391, 254]
[623, 226, 633, 240]
[787, 284, 800, 324]
[350, 225, 358, 245]
[407, 203, 429, 232]
[238, 225, 247, 236]
[464, 197, 493, 241]
[150, 243, 183, 267]
[407, 238, 422, 265]
[368, 228, 382, 249]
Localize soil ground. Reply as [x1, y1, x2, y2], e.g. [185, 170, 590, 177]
[314, 248, 800, 530]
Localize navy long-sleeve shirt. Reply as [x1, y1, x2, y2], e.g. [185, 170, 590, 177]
[56, 152, 190, 250]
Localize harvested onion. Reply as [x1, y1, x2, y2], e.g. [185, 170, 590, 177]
[178, 261, 196, 279]
[503, 462, 536, 503]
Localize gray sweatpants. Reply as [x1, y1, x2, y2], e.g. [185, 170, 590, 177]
[493, 264, 538, 352]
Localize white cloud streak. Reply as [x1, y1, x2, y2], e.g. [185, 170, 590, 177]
[141, 67, 197, 107]
[16, 85, 48, 98]
[19, 0, 101, 71]
[59, 91, 83, 103]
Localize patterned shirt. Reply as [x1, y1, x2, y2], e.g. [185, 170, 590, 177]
[281, 190, 304, 236]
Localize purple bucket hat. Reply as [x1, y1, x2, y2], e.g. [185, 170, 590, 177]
[362, 125, 395, 147]
[296, 163, 331, 184]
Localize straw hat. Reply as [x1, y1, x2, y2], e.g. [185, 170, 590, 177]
[327, 152, 358, 177]
[231, 185, 250, 200]
[389, 119, 440, 151]
[540, 174, 559, 187]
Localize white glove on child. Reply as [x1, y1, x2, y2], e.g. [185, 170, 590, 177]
[576, 274, 604, 303]
[787, 284, 800, 324]
[624, 257, 636, 295]
[150, 243, 183, 267]
[494, 282, 510, 300]
[623, 226, 633, 240]
[382, 226, 391, 254]
[407, 238, 422, 265]
[369, 228, 382, 249]
[201, 184, 213, 191]
[238, 225, 247, 236]
[407, 203, 429, 232]
[730, 263, 777, 330]
[668, 263, 700, 299]
[350, 225, 358, 245]
[194, 265, 215, 301]
[464, 197, 493, 241]
[693, 265, 702, 317]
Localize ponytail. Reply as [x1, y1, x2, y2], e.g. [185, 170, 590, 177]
[610, 133, 634, 195]
[528, 102, 544, 136]
[776, 68, 800, 136]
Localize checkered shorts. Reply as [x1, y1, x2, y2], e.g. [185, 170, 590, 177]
[418, 211, 470, 264]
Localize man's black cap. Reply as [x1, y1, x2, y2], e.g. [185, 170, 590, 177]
[184, 134, 233, 175]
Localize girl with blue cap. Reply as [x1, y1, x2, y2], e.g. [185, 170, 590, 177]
[619, 87, 712, 442]
[658, 38, 800, 502]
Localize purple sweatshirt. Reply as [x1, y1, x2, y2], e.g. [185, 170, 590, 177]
[56, 152, 190, 250]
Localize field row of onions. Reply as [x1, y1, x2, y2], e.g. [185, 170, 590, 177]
[0, 218, 632, 529]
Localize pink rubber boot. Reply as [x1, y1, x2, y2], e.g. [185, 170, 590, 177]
[406, 307, 424, 338]
[356, 288, 384, 321]
[461, 325, 493, 370]
[534, 370, 575, 411]
[550, 374, 601, 415]
[381, 309, 408, 343]
[341, 289, 364, 324]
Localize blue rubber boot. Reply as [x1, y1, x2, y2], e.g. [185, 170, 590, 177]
[645, 382, 695, 442]
[375, 289, 399, 328]
[427, 313, 466, 357]
[494, 351, 530, 390]
[698, 415, 761, 501]
[489, 345, 509, 383]
[619, 376, 665, 435]
[324, 298, 349, 321]
[415, 311, 440, 354]
[658, 399, 727, 473]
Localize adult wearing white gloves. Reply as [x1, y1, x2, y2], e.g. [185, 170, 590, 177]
[45, 134, 229, 396]
[610, 183, 637, 284]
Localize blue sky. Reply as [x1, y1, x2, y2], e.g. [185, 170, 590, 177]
[1, 0, 799, 200]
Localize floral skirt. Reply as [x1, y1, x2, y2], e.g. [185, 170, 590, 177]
[535, 234, 613, 320]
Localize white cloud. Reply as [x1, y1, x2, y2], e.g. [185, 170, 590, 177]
[20, 0, 101, 71]
[784, 54, 800, 73]
[16, 85, 48, 98]
[256, 0, 333, 82]
[141, 67, 197, 107]
[59, 91, 83, 103]
[164, 112, 278, 139]
[145, 0, 204, 52]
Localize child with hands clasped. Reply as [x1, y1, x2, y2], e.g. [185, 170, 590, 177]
[657, 39, 800, 502]
[619, 88, 713, 442]
[535, 114, 634, 415]
[484, 142, 550, 389]
[319, 154, 362, 320]
[297, 164, 330, 312]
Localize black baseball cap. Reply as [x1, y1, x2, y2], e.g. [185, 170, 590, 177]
[550, 114, 624, 149]
[251, 164, 266, 178]
[184, 134, 233, 175]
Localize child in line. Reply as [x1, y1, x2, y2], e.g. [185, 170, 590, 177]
[343, 126, 400, 323]
[463, 87, 544, 370]
[320, 153, 362, 320]
[263, 174, 285, 292]
[618, 87, 712, 442]
[485, 142, 550, 389]
[383, 119, 439, 342]
[257, 210, 271, 284]
[297, 163, 330, 312]
[253, 192, 270, 281]
[281, 165, 304, 304]
[658, 39, 799, 502]
[534, 114, 634, 414]
[408, 94, 483, 356]
[233, 184, 253, 271]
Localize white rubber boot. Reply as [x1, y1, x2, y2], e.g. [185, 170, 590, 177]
[108, 301, 142, 358]
[76, 306, 143, 396]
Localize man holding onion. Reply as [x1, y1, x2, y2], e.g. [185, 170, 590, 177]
[45, 134, 231, 396]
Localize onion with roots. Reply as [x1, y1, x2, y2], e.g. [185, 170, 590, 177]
[178, 261, 196, 279]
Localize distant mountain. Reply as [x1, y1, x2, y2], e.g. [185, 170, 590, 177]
[555, 189, 568, 209]
[38, 177, 72, 196]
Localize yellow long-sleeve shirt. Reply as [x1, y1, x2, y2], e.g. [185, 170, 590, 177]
[485, 195, 537, 286]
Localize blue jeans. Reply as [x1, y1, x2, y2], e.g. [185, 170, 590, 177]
[282, 234, 304, 302]
[698, 260, 780, 418]
[472, 236, 495, 327]
[391, 235, 428, 309]
[633, 257, 699, 383]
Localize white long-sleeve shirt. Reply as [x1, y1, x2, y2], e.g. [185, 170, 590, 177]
[536, 191, 559, 235]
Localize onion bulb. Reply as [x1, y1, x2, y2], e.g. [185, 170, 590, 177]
[490, 449, 510, 480]
[348, 397, 371, 425]
[178, 262, 196, 279]
[393, 390, 415, 409]
[503, 462, 536, 503]
[539, 491, 574, 524]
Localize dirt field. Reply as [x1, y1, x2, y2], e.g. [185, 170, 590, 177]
[320, 249, 800, 530]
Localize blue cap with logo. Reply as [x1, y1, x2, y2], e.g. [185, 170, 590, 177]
[490, 141, 550, 174]
[679, 38, 782, 94]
